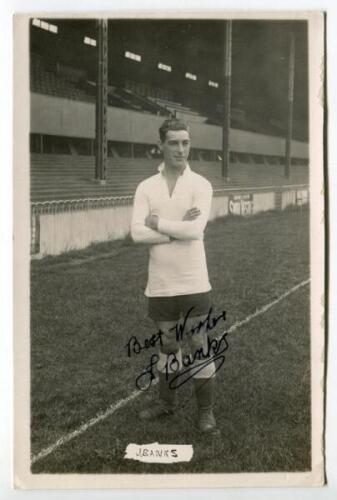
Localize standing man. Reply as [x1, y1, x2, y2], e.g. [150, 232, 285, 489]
[131, 118, 217, 433]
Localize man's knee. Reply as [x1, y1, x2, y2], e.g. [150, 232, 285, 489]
[156, 321, 180, 355]
[185, 314, 208, 351]
[190, 330, 207, 352]
[161, 333, 180, 354]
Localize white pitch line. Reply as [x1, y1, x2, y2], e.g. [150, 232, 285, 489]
[31, 386, 156, 464]
[226, 278, 311, 334]
[32, 278, 310, 464]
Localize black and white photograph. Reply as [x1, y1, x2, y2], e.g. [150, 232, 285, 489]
[13, 11, 325, 489]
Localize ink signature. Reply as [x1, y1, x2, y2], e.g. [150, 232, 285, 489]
[124, 306, 229, 391]
[135, 330, 229, 391]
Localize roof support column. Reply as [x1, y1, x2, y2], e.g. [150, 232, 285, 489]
[285, 32, 295, 179]
[95, 19, 108, 184]
[222, 20, 232, 181]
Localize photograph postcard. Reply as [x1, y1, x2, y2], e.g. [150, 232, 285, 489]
[13, 10, 325, 489]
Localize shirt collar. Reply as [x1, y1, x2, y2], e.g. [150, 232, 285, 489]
[158, 162, 191, 177]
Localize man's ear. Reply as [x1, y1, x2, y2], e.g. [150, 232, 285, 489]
[158, 140, 164, 153]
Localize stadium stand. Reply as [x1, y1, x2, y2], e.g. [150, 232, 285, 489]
[30, 53, 303, 153]
[31, 54, 171, 116]
[30, 29, 309, 206]
[30, 55, 92, 102]
[30, 154, 308, 202]
[30, 50, 307, 141]
[30, 55, 309, 201]
[33, 52, 275, 129]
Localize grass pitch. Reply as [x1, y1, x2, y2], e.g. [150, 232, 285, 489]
[31, 208, 310, 473]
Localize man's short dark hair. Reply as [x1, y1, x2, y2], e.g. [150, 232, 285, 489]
[159, 118, 189, 142]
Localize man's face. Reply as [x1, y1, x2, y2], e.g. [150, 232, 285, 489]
[159, 129, 191, 170]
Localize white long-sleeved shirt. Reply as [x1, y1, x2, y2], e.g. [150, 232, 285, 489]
[131, 163, 212, 297]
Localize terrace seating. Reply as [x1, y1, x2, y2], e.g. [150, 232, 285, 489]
[116, 88, 169, 116]
[30, 154, 309, 202]
[30, 55, 170, 115]
[149, 96, 208, 123]
[31, 56, 302, 140]
[30, 59, 92, 102]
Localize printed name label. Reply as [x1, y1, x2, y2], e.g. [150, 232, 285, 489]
[124, 442, 193, 463]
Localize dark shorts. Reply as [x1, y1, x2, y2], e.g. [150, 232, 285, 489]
[148, 292, 211, 322]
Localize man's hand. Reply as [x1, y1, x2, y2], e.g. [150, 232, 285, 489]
[145, 214, 159, 230]
[145, 207, 200, 233]
[183, 207, 201, 221]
